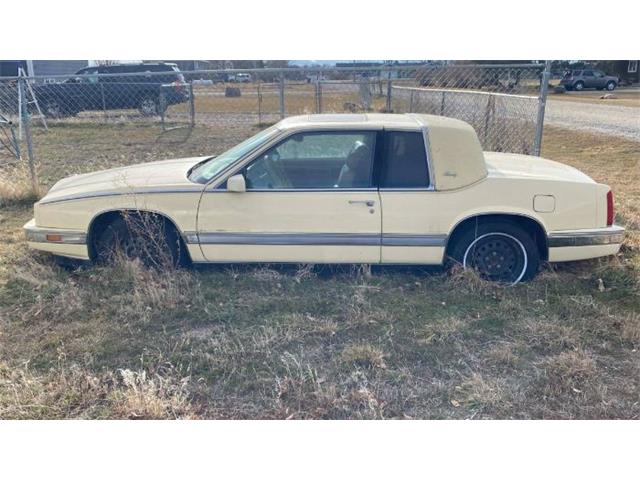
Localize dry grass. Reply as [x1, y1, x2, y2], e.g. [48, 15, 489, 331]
[0, 362, 197, 419]
[180, 82, 390, 116]
[539, 350, 597, 395]
[450, 374, 512, 413]
[0, 164, 40, 208]
[341, 344, 387, 369]
[0, 124, 638, 419]
[548, 89, 640, 108]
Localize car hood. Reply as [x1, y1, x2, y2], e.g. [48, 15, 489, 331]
[484, 152, 595, 184]
[40, 156, 209, 204]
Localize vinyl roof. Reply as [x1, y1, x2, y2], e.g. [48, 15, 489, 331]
[277, 113, 469, 130]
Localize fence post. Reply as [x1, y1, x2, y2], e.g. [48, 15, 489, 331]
[19, 77, 38, 193]
[386, 71, 392, 112]
[359, 77, 372, 111]
[257, 82, 262, 125]
[9, 118, 21, 160]
[159, 89, 167, 131]
[17, 77, 23, 140]
[440, 91, 446, 115]
[483, 94, 496, 147]
[409, 90, 415, 113]
[533, 60, 551, 156]
[100, 83, 107, 123]
[315, 81, 322, 114]
[279, 73, 285, 119]
[189, 82, 195, 127]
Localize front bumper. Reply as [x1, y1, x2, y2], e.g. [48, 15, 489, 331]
[24, 219, 90, 260]
[24, 219, 87, 244]
[547, 225, 625, 248]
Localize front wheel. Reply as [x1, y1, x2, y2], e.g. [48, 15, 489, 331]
[606, 81, 617, 91]
[93, 216, 186, 268]
[43, 99, 72, 118]
[574, 81, 584, 91]
[449, 222, 540, 284]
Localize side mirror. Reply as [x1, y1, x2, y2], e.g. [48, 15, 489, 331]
[227, 174, 246, 193]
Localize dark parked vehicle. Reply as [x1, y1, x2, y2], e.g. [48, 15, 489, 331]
[559, 69, 619, 92]
[33, 63, 189, 118]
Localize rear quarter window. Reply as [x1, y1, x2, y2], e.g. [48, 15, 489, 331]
[379, 131, 430, 188]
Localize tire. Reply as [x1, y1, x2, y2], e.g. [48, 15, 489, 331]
[449, 221, 540, 284]
[93, 216, 187, 268]
[43, 99, 64, 118]
[138, 97, 160, 116]
[606, 81, 616, 91]
[574, 81, 584, 91]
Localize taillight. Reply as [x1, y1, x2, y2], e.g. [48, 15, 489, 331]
[606, 190, 614, 226]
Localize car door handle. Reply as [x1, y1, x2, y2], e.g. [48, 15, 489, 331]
[349, 200, 375, 207]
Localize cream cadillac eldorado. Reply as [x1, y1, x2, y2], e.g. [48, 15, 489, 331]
[24, 113, 624, 283]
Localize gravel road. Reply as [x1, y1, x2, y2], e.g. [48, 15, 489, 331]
[545, 100, 640, 141]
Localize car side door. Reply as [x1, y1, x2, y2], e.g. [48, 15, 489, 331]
[377, 129, 446, 264]
[61, 67, 101, 113]
[592, 70, 606, 88]
[98, 65, 131, 110]
[582, 70, 595, 88]
[196, 129, 382, 264]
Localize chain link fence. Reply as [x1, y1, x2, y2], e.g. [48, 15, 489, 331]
[0, 63, 549, 190]
[391, 64, 546, 154]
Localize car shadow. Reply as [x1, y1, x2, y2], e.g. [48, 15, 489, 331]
[192, 262, 446, 279]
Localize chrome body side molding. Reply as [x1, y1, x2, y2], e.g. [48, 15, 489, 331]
[185, 232, 448, 247]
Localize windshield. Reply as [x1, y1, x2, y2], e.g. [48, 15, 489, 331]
[189, 126, 280, 183]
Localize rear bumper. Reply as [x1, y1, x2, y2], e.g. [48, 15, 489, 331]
[547, 225, 624, 262]
[24, 219, 90, 260]
[547, 225, 625, 248]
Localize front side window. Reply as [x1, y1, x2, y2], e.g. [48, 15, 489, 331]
[583, 70, 594, 77]
[244, 131, 376, 190]
[189, 126, 280, 183]
[379, 131, 429, 188]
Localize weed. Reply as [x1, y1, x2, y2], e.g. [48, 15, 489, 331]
[341, 344, 387, 369]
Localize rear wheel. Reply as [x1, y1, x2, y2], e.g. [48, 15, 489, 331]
[606, 81, 617, 91]
[574, 81, 585, 91]
[138, 97, 161, 116]
[449, 221, 540, 284]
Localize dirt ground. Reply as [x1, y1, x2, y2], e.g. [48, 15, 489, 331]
[546, 91, 640, 141]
